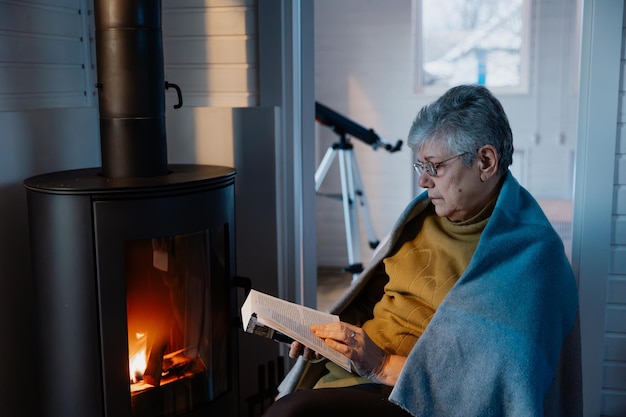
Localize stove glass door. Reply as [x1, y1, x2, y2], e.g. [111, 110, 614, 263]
[125, 226, 231, 416]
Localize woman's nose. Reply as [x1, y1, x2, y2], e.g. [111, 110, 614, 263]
[417, 171, 433, 188]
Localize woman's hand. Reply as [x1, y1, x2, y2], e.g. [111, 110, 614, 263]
[310, 322, 405, 385]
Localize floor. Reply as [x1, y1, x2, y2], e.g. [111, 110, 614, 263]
[316, 266, 353, 312]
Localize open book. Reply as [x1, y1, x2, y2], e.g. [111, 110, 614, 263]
[241, 289, 352, 372]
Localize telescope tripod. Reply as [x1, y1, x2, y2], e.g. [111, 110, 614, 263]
[315, 134, 379, 277]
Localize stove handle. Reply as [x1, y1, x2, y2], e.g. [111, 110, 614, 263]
[165, 81, 183, 109]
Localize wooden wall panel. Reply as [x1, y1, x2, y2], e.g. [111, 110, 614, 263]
[163, 7, 255, 36]
[163, 0, 258, 107]
[603, 5, 626, 415]
[0, 34, 84, 64]
[606, 334, 626, 362]
[0, 0, 259, 111]
[604, 363, 626, 390]
[0, 2, 82, 37]
[0, 0, 92, 111]
[165, 36, 256, 64]
[166, 67, 256, 92]
[1, 65, 85, 92]
[605, 305, 626, 334]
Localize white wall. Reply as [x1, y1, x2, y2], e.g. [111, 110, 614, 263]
[314, 0, 580, 268]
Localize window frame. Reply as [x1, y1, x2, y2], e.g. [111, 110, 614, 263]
[411, 0, 532, 95]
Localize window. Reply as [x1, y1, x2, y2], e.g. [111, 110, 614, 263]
[413, 0, 530, 93]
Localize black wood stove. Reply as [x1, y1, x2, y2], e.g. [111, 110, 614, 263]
[24, 1, 239, 416]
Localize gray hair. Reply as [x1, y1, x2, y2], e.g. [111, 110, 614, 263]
[407, 84, 513, 176]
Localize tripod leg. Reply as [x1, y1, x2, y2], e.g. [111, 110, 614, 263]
[315, 147, 338, 192]
[314, 144, 365, 276]
[348, 151, 379, 249]
[338, 149, 363, 276]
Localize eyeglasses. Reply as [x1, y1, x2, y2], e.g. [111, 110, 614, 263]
[413, 152, 468, 177]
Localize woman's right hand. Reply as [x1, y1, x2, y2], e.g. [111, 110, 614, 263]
[289, 341, 323, 361]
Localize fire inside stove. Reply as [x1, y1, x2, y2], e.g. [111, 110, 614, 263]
[124, 229, 230, 416]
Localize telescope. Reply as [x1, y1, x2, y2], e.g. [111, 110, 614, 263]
[315, 102, 403, 153]
[314, 101, 403, 276]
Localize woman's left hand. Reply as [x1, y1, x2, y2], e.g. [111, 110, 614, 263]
[311, 322, 389, 383]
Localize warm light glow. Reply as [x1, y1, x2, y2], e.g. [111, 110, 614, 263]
[129, 332, 147, 384]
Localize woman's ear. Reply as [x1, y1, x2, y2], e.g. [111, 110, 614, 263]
[477, 145, 499, 181]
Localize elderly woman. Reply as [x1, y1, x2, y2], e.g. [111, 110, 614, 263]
[263, 85, 581, 417]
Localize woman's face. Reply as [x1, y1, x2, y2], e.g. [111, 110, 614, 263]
[416, 141, 495, 222]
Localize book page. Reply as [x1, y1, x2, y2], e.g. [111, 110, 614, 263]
[242, 289, 351, 371]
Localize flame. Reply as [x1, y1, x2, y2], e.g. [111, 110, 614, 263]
[129, 332, 147, 383]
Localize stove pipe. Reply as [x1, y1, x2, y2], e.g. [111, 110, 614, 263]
[94, 0, 180, 178]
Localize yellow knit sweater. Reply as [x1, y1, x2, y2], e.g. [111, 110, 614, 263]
[361, 200, 495, 356]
